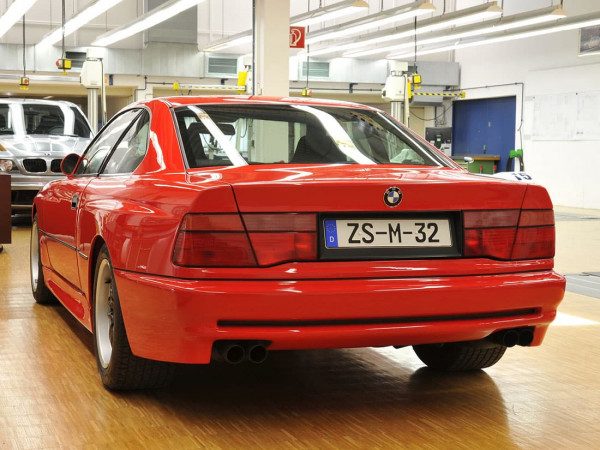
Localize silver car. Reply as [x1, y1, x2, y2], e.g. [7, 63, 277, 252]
[0, 99, 92, 214]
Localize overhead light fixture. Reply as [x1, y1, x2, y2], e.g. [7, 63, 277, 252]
[313, 2, 503, 57]
[0, 0, 38, 39]
[292, 0, 368, 27]
[203, 31, 252, 52]
[306, 2, 505, 57]
[204, 0, 368, 52]
[387, 11, 600, 60]
[580, 50, 600, 57]
[306, 0, 436, 46]
[348, 5, 565, 58]
[38, 0, 123, 46]
[92, 0, 206, 47]
[38, 0, 124, 47]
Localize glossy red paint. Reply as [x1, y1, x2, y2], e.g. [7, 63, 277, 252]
[33, 96, 566, 364]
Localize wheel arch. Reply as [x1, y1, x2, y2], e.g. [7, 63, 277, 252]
[88, 235, 107, 302]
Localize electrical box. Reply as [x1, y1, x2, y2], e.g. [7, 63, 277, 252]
[80, 59, 103, 88]
[56, 58, 72, 71]
[382, 74, 406, 101]
[19, 76, 30, 90]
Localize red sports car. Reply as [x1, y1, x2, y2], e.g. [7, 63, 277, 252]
[31, 96, 565, 390]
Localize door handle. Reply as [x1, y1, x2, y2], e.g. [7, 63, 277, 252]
[71, 194, 79, 209]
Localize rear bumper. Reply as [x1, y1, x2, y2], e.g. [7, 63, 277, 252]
[114, 269, 565, 364]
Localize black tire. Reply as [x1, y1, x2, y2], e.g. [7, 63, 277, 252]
[31, 216, 56, 305]
[413, 342, 507, 371]
[92, 245, 175, 390]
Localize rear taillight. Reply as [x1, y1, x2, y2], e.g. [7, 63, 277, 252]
[173, 213, 317, 267]
[512, 210, 555, 259]
[173, 214, 257, 267]
[243, 213, 317, 266]
[464, 209, 554, 260]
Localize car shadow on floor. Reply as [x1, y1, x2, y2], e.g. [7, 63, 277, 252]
[45, 297, 516, 447]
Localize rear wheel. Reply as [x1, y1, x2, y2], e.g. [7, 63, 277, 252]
[413, 342, 507, 371]
[30, 216, 56, 304]
[93, 245, 174, 390]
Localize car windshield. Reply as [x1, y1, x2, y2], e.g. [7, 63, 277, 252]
[0, 104, 13, 135]
[174, 104, 445, 168]
[23, 104, 66, 135]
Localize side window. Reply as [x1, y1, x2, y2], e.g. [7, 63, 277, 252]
[76, 110, 141, 175]
[70, 107, 92, 138]
[102, 111, 150, 175]
[0, 104, 13, 135]
[23, 104, 65, 135]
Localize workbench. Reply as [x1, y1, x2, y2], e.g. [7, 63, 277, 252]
[452, 155, 501, 174]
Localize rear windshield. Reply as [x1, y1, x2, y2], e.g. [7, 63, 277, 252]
[174, 104, 445, 168]
[23, 104, 65, 135]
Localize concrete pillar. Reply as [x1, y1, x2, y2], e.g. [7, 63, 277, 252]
[253, 0, 290, 97]
[87, 89, 99, 134]
[135, 85, 154, 103]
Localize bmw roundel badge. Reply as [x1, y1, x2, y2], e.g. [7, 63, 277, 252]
[384, 187, 402, 207]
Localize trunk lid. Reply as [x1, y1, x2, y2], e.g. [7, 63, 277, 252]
[188, 164, 527, 213]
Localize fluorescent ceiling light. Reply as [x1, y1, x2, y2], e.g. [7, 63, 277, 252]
[348, 5, 565, 58]
[0, 0, 38, 39]
[92, 0, 206, 47]
[580, 50, 600, 57]
[307, 2, 505, 57]
[387, 12, 600, 60]
[292, 0, 368, 27]
[38, 0, 124, 47]
[306, 0, 436, 46]
[204, 0, 368, 52]
[204, 32, 252, 52]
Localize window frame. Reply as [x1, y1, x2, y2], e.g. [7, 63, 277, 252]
[0, 103, 15, 135]
[99, 109, 151, 177]
[172, 103, 449, 169]
[20, 103, 66, 136]
[70, 106, 93, 138]
[73, 108, 145, 178]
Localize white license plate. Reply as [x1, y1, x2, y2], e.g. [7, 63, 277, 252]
[324, 218, 452, 249]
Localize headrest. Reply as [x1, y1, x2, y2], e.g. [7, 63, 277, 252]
[188, 121, 235, 136]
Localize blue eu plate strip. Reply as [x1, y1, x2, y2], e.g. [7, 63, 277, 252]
[324, 220, 338, 248]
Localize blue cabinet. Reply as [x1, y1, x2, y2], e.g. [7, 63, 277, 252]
[452, 96, 516, 172]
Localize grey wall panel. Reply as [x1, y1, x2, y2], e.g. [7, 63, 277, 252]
[409, 61, 460, 87]
[104, 48, 143, 75]
[140, 43, 203, 77]
[0, 45, 35, 71]
[146, 0, 198, 45]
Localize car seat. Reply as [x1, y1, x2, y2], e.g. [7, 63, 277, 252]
[186, 122, 209, 164]
[291, 127, 346, 163]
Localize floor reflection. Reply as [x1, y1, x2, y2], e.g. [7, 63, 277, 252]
[4, 221, 600, 447]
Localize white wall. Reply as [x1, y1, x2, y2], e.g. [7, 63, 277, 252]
[454, 0, 600, 209]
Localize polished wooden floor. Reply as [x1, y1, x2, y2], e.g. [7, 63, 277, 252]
[1, 208, 600, 449]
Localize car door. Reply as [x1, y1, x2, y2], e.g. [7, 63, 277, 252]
[76, 109, 149, 298]
[43, 109, 141, 290]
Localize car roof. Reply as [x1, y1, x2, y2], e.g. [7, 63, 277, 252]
[0, 98, 79, 107]
[153, 95, 377, 111]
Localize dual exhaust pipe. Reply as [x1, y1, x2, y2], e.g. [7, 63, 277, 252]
[487, 327, 534, 348]
[214, 341, 269, 364]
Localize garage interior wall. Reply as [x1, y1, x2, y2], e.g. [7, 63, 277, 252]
[0, 0, 598, 208]
[453, 0, 600, 209]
